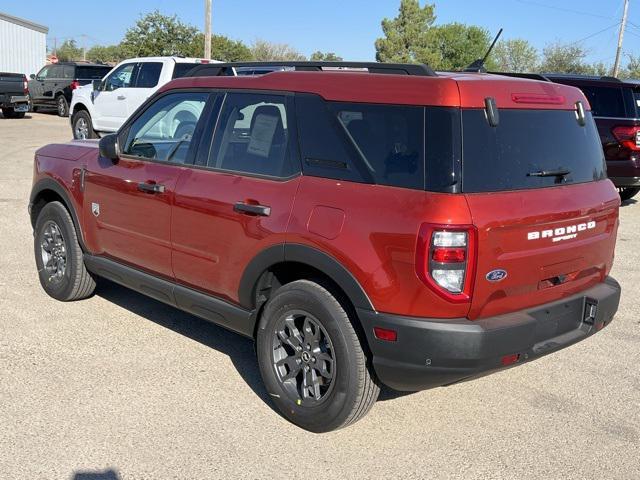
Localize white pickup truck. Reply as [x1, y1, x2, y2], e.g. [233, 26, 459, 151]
[69, 56, 218, 139]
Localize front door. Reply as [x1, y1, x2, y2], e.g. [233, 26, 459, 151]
[92, 62, 138, 132]
[172, 92, 301, 304]
[82, 90, 210, 278]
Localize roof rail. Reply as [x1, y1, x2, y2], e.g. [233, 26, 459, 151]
[487, 71, 551, 81]
[184, 61, 437, 78]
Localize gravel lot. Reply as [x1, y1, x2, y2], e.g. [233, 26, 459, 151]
[1, 113, 639, 480]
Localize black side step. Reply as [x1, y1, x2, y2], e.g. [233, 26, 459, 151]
[84, 254, 255, 338]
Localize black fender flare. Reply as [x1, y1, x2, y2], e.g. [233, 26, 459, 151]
[29, 177, 87, 250]
[238, 243, 374, 312]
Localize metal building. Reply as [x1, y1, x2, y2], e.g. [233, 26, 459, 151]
[0, 11, 48, 77]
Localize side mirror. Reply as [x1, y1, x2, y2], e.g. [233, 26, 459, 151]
[92, 79, 102, 91]
[30, 74, 35, 80]
[99, 134, 119, 161]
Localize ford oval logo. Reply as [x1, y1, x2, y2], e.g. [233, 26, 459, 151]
[486, 269, 508, 282]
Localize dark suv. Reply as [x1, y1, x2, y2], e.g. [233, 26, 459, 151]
[29, 62, 621, 432]
[29, 62, 112, 117]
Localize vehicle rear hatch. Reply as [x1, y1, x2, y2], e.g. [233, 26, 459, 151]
[460, 99, 619, 320]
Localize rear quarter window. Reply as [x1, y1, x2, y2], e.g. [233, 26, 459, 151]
[172, 63, 200, 79]
[580, 86, 626, 118]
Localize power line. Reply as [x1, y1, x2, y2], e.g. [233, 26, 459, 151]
[513, 0, 612, 20]
[567, 22, 621, 46]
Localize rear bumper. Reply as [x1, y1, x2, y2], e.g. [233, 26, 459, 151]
[609, 176, 640, 187]
[358, 277, 621, 391]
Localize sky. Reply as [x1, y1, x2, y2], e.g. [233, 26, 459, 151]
[3, 0, 640, 66]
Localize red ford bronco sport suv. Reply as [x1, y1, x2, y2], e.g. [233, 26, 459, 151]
[29, 61, 622, 432]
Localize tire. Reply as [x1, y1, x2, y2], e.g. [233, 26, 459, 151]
[56, 95, 69, 117]
[256, 280, 380, 432]
[72, 110, 96, 140]
[619, 187, 640, 202]
[34, 201, 96, 301]
[2, 107, 25, 119]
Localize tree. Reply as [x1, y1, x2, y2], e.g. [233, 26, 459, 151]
[188, 34, 253, 61]
[493, 39, 538, 72]
[310, 51, 343, 61]
[623, 54, 640, 79]
[250, 39, 306, 61]
[540, 42, 591, 74]
[56, 40, 83, 62]
[428, 23, 493, 70]
[119, 10, 199, 58]
[86, 45, 125, 64]
[375, 0, 436, 64]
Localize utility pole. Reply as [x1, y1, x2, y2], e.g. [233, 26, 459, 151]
[204, 0, 212, 60]
[613, 0, 630, 77]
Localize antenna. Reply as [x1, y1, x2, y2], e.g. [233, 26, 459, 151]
[464, 28, 503, 73]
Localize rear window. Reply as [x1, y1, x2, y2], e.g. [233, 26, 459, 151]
[580, 86, 626, 118]
[462, 109, 606, 193]
[172, 63, 200, 79]
[76, 66, 111, 79]
[136, 62, 162, 88]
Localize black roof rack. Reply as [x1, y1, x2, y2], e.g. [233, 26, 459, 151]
[487, 71, 551, 81]
[185, 61, 437, 78]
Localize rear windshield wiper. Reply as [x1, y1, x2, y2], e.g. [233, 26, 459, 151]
[527, 168, 571, 178]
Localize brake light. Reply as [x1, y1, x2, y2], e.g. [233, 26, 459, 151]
[70, 80, 80, 90]
[416, 224, 477, 303]
[612, 125, 640, 151]
[22, 76, 28, 94]
[511, 93, 565, 105]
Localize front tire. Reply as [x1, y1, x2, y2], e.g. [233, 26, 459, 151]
[2, 107, 25, 119]
[56, 95, 69, 117]
[256, 280, 380, 432]
[619, 187, 640, 202]
[34, 201, 96, 301]
[72, 110, 96, 140]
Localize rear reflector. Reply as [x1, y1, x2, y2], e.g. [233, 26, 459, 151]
[501, 353, 520, 366]
[511, 93, 565, 105]
[373, 327, 397, 342]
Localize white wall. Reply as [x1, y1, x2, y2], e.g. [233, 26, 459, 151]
[0, 17, 47, 77]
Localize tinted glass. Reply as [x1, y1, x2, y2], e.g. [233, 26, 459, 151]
[633, 88, 640, 117]
[104, 63, 136, 91]
[580, 86, 626, 118]
[123, 92, 208, 164]
[63, 66, 74, 79]
[136, 62, 162, 88]
[207, 93, 295, 177]
[76, 66, 111, 79]
[172, 63, 200, 79]
[462, 109, 606, 193]
[48, 65, 63, 79]
[36, 66, 51, 79]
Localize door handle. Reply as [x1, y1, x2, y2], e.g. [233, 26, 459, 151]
[137, 182, 165, 193]
[117, 95, 126, 100]
[234, 201, 271, 216]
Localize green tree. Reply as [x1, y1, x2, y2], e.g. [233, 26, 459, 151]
[310, 51, 343, 61]
[540, 42, 591, 74]
[86, 44, 125, 64]
[56, 39, 83, 62]
[250, 39, 306, 61]
[119, 10, 199, 58]
[493, 38, 538, 72]
[375, 0, 436, 64]
[188, 34, 253, 61]
[623, 54, 640, 79]
[428, 23, 493, 70]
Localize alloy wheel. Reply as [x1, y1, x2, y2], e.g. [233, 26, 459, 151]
[75, 117, 89, 139]
[40, 221, 67, 283]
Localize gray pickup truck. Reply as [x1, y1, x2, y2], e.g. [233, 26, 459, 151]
[0, 73, 29, 118]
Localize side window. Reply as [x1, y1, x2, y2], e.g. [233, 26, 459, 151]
[580, 86, 626, 118]
[63, 66, 74, 79]
[135, 62, 163, 88]
[36, 66, 51, 80]
[104, 63, 136, 91]
[48, 65, 63, 79]
[122, 92, 209, 164]
[207, 93, 295, 178]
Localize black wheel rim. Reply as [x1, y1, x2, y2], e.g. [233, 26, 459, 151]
[272, 310, 335, 406]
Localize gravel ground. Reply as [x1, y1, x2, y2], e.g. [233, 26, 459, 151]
[1, 113, 639, 480]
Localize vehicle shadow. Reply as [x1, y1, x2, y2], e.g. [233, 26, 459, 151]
[94, 279, 408, 407]
[72, 469, 120, 480]
[621, 198, 637, 207]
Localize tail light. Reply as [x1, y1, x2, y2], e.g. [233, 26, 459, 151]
[22, 76, 28, 94]
[416, 224, 477, 303]
[612, 125, 640, 151]
[70, 80, 80, 90]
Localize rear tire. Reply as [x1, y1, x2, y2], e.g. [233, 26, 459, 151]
[72, 110, 96, 139]
[2, 107, 25, 119]
[256, 280, 380, 432]
[34, 201, 96, 301]
[56, 95, 69, 117]
[619, 187, 640, 202]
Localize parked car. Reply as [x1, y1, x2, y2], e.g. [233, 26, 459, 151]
[30, 61, 621, 432]
[29, 62, 112, 117]
[495, 73, 640, 202]
[69, 57, 218, 140]
[0, 72, 29, 118]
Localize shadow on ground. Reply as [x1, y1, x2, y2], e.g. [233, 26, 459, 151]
[95, 279, 410, 406]
[621, 197, 637, 207]
[72, 469, 120, 480]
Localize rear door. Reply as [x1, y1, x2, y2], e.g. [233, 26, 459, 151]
[92, 62, 138, 131]
[171, 91, 301, 304]
[83, 91, 210, 278]
[125, 62, 164, 118]
[43, 65, 63, 102]
[461, 108, 619, 319]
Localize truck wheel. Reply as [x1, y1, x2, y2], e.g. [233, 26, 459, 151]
[34, 201, 96, 301]
[619, 187, 639, 202]
[72, 111, 96, 140]
[2, 107, 25, 119]
[56, 95, 69, 117]
[256, 280, 380, 432]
